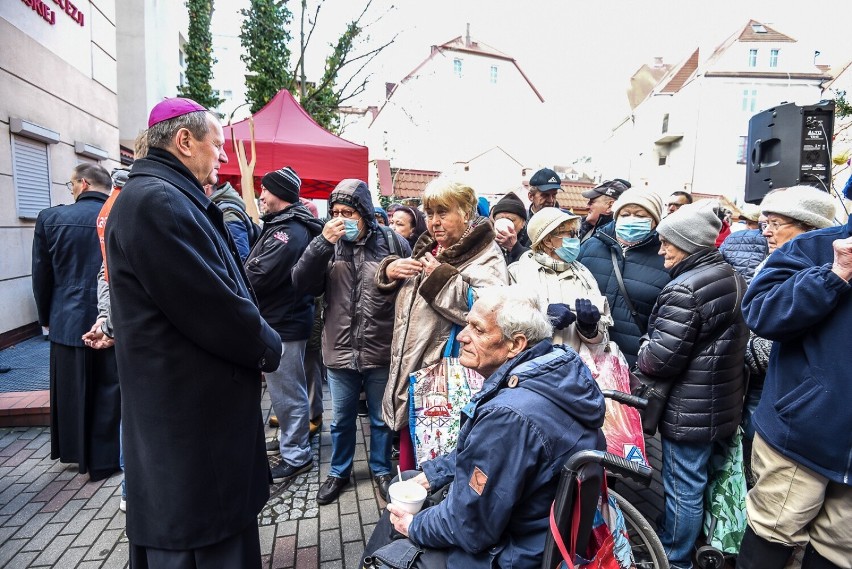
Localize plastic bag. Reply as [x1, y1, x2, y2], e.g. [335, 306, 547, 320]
[579, 343, 647, 466]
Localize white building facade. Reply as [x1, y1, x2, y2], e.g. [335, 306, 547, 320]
[1, 0, 186, 340]
[604, 21, 830, 201]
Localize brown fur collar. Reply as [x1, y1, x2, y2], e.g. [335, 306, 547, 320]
[411, 216, 496, 267]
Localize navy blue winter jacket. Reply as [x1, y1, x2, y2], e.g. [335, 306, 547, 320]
[32, 191, 108, 347]
[577, 221, 671, 365]
[742, 221, 852, 484]
[719, 229, 768, 284]
[409, 341, 606, 569]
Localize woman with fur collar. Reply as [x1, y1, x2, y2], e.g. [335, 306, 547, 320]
[376, 179, 508, 470]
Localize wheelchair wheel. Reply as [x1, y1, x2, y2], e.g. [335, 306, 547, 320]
[610, 489, 669, 569]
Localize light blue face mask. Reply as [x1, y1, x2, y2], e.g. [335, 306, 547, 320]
[615, 216, 653, 243]
[341, 219, 361, 241]
[554, 237, 581, 263]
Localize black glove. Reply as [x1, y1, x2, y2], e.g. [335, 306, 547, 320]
[575, 299, 601, 337]
[547, 303, 576, 330]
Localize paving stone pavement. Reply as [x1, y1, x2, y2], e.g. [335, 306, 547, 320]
[0, 385, 386, 569]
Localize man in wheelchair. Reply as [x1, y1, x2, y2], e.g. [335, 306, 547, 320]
[364, 285, 607, 568]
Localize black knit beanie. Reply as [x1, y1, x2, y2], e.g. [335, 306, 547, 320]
[261, 166, 301, 203]
[490, 192, 527, 221]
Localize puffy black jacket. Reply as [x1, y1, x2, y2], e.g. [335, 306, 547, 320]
[637, 248, 748, 442]
[719, 229, 768, 284]
[244, 204, 324, 341]
[577, 222, 671, 366]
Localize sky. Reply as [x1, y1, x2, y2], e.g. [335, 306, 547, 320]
[210, 0, 850, 163]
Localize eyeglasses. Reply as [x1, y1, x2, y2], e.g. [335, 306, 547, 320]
[552, 230, 579, 239]
[331, 209, 358, 219]
[759, 220, 795, 232]
[64, 180, 75, 191]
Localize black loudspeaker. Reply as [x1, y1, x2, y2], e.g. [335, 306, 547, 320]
[744, 100, 835, 204]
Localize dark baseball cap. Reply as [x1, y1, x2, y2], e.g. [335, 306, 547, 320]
[582, 180, 629, 200]
[529, 168, 562, 192]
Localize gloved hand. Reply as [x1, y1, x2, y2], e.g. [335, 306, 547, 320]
[575, 299, 601, 337]
[547, 303, 576, 330]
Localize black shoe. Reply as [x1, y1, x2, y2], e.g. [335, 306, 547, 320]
[270, 460, 313, 483]
[374, 474, 392, 502]
[266, 439, 280, 456]
[316, 475, 350, 505]
[357, 399, 369, 418]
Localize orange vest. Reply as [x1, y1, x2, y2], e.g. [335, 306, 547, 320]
[96, 188, 121, 282]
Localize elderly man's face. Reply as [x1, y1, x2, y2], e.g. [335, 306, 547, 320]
[187, 114, 228, 186]
[528, 189, 558, 212]
[457, 299, 515, 378]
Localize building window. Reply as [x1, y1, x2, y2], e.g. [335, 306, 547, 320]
[661, 113, 669, 134]
[742, 89, 758, 113]
[11, 135, 52, 219]
[179, 49, 186, 87]
[490, 65, 498, 84]
[658, 155, 667, 166]
[453, 58, 462, 78]
[223, 90, 233, 99]
[748, 49, 758, 67]
[737, 136, 749, 164]
[769, 49, 779, 68]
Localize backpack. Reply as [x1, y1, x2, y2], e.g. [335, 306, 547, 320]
[218, 202, 262, 249]
[378, 224, 403, 257]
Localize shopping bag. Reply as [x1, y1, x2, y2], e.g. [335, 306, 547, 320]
[551, 478, 634, 569]
[409, 288, 482, 467]
[579, 343, 647, 466]
[409, 352, 484, 467]
[703, 427, 748, 554]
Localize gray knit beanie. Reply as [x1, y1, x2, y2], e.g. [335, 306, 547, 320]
[656, 200, 721, 253]
[760, 185, 836, 229]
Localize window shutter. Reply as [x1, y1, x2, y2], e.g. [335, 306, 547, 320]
[12, 135, 52, 219]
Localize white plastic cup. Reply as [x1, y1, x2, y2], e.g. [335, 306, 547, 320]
[494, 217, 514, 234]
[388, 480, 427, 514]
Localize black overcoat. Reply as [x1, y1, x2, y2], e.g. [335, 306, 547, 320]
[105, 148, 281, 549]
[32, 191, 108, 346]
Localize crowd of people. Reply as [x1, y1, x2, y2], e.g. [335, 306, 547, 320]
[30, 96, 852, 569]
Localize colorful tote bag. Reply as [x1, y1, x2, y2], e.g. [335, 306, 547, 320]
[409, 289, 482, 467]
[408, 333, 484, 466]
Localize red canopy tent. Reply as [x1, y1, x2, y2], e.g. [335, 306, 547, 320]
[219, 89, 369, 199]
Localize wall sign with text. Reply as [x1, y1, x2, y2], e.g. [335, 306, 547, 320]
[21, 0, 86, 27]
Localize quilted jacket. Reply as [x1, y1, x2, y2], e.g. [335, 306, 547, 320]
[577, 221, 671, 366]
[637, 248, 748, 442]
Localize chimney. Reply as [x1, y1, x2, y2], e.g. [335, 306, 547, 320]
[465, 23, 471, 47]
[653, 56, 664, 68]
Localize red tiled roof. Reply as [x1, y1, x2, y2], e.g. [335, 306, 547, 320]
[391, 168, 442, 199]
[738, 20, 796, 43]
[659, 49, 699, 94]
